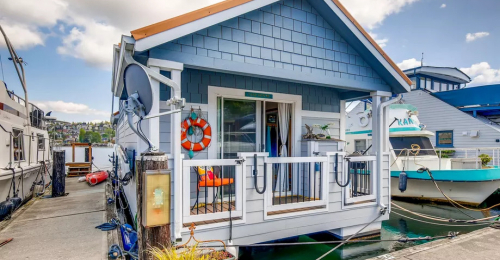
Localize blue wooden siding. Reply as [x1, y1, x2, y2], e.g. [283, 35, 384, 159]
[160, 68, 340, 112]
[152, 0, 386, 86]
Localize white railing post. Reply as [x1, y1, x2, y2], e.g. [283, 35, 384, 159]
[476, 149, 479, 169]
[439, 150, 442, 170]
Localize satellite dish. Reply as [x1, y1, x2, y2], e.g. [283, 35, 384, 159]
[123, 64, 153, 115]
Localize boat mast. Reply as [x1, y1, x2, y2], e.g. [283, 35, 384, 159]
[0, 24, 31, 128]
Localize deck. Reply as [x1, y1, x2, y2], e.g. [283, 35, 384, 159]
[0, 178, 110, 259]
[369, 227, 500, 260]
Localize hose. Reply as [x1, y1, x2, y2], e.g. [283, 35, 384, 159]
[254, 154, 266, 194]
[335, 153, 350, 187]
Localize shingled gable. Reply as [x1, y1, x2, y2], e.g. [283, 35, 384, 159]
[129, 0, 411, 94]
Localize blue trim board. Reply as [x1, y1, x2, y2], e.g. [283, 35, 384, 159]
[390, 167, 500, 182]
[433, 84, 500, 107]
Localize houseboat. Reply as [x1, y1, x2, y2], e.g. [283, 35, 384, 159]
[346, 101, 500, 205]
[0, 26, 52, 219]
[110, 0, 413, 249]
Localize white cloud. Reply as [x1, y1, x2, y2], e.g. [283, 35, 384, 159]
[461, 62, 500, 86]
[0, 21, 45, 49]
[466, 32, 490, 42]
[339, 0, 419, 29]
[440, 4, 446, 8]
[34, 100, 108, 117]
[397, 58, 422, 70]
[1, 0, 222, 69]
[368, 32, 389, 48]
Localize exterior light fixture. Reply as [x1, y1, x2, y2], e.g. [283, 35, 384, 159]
[143, 169, 171, 227]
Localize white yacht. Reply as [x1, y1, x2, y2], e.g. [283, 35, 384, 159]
[0, 26, 52, 220]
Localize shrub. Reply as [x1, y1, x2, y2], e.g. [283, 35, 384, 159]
[479, 154, 492, 166]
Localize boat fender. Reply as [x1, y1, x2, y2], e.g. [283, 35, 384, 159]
[0, 199, 14, 221]
[398, 170, 407, 193]
[120, 224, 138, 252]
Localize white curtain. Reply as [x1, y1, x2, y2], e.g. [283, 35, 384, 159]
[278, 103, 291, 191]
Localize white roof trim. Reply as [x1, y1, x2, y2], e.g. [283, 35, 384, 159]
[322, 1, 410, 92]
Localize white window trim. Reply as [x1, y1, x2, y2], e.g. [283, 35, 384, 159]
[207, 86, 303, 159]
[12, 128, 26, 162]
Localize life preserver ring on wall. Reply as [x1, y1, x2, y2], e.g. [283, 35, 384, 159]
[181, 118, 212, 152]
[359, 115, 369, 127]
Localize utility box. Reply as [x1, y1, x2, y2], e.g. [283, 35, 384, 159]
[451, 158, 481, 169]
[142, 169, 171, 227]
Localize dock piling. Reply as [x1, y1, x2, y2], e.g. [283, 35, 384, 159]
[52, 150, 66, 197]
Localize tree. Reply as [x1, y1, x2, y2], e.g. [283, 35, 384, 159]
[105, 128, 115, 138]
[79, 128, 86, 142]
[91, 132, 102, 143]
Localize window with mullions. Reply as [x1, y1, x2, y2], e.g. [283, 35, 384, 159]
[389, 136, 436, 156]
[436, 130, 453, 148]
[37, 134, 45, 150]
[13, 128, 25, 161]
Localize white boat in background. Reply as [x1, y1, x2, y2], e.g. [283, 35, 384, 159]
[346, 102, 500, 205]
[0, 26, 53, 219]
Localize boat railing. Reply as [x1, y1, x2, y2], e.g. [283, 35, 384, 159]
[5, 130, 51, 168]
[391, 147, 500, 170]
[4, 88, 46, 130]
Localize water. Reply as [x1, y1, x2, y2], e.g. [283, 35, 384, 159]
[57, 146, 114, 170]
[239, 201, 499, 259]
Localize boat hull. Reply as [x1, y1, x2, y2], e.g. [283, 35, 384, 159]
[390, 177, 500, 206]
[0, 162, 52, 203]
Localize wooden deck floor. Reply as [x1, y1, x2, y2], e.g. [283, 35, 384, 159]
[272, 195, 318, 205]
[190, 201, 235, 215]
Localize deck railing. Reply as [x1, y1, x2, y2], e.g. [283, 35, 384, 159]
[182, 158, 243, 223]
[342, 155, 376, 205]
[264, 156, 328, 214]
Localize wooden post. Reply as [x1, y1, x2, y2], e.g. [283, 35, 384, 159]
[136, 152, 170, 259]
[84, 148, 89, 162]
[52, 150, 66, 197]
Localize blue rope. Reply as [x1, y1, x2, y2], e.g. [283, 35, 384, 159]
[95, 218, 120, 231]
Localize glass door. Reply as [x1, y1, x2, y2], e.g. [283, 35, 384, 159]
[218, 98, 260, 159]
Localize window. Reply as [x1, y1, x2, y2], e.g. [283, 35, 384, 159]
[411, 78, 417, 89]
[354, 139, 367, 152]
[37, 134, 45, 150]
[436, 130, 453, 148]
[389, 136, 436, 156]
[433, 81, 439, 91]
[426, 78, 432, 90]
[12, 129, 25, 161]
[419, 78, 425, 89]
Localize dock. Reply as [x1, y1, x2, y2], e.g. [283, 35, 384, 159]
[370, 227, 500, 260]
[0, 178, 111, 260]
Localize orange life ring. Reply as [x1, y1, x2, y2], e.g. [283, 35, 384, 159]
[181, 118, 212, 151]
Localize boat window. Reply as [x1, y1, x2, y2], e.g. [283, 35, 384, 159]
[37, 134, 45, 150]
[354, 139, 366, 152]
[436, 130, 453, 148]
[12, 128, 25, 161]
[389, 136, 436, 156]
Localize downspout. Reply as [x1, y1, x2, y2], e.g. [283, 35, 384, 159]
[377, 94, 401, 211]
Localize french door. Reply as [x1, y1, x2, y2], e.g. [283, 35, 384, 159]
[217, 97, 262, 159]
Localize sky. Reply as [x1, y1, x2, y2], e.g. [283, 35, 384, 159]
[0, 0, 499, 122]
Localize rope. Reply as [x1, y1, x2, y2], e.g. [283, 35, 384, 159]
[316, 208, 386, 260]
[392, 211, 490, 227]
[195, 233, 457, 248]
[391, 202, 500, 223]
